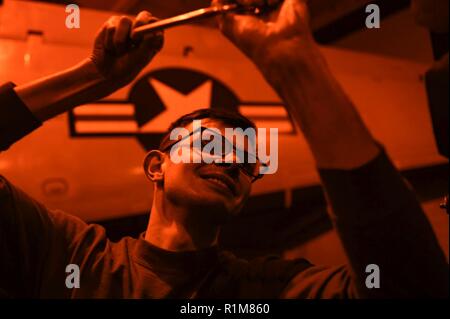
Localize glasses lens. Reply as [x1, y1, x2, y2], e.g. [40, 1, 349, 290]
[175, 127, 266, 182]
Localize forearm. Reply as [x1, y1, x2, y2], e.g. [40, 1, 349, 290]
[261, 42, 380, 169]
[263, 44, 448, 297]
[14, 59, 106, 122]
[318, 151, 449, 298]
[216, 0, 448, 298]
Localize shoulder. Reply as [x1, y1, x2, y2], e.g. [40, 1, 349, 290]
[0, 174, 42, 206]
[0, 174, 94, 242]
[0, 175, 37, 212]
[220, 251, 312, 277]
[208, 251, 314, 298]
[281, 264, 358, 298]
[0, 175, 12, 196]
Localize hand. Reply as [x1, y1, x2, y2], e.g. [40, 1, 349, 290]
[88, 11, 164, 89]
[214, 0, 316, 71]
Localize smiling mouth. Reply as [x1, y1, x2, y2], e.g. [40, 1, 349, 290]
[200, 174, 236, 195]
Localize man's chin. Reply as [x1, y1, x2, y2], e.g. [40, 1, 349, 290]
[191, 193, 237, 221]
[198, 193, 232, 210]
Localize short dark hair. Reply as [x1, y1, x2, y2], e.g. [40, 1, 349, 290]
[159, 108, 256, 150]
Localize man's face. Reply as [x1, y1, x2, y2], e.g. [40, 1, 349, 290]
[161, 119, 254, 222]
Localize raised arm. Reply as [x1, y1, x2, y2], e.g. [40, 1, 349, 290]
[215, 0, 448, 298]
[0, 11, 164, 297]
[0, 11, 163, 150]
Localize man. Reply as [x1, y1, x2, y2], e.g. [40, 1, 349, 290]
[0, 0, 448, 298]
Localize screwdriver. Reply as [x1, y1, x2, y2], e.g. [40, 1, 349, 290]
[131, 2, 278, 39]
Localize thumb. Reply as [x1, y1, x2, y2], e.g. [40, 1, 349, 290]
[219, 12, 266, 57]
[212, 0, 256, 42]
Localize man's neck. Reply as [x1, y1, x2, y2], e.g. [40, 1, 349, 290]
[144, 197, 220, 252]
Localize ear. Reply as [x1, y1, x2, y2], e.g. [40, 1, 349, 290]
[143, 150, 166, 182]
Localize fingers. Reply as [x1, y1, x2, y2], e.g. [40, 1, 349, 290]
[104, 15, 133, 53]
[140, 31, 164, 53]
[132, 11, 164, 54]
[212, 0, 239, 36]
[132, 10, 157, 30]
[279, 0, 310, 30]
[295, 0, 309, 20]
[218, 13, 239, 41]
[213, 0, 269, 41]
[114, 16, 132, 53]
[104, 16, 118, 52]
[222, 14, 266, 61]
[100, 11, 164, 55]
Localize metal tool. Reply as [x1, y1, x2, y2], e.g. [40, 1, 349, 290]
[131, 4, 241, 39]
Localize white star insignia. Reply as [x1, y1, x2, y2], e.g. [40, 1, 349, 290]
[140, 79, 213, 132]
